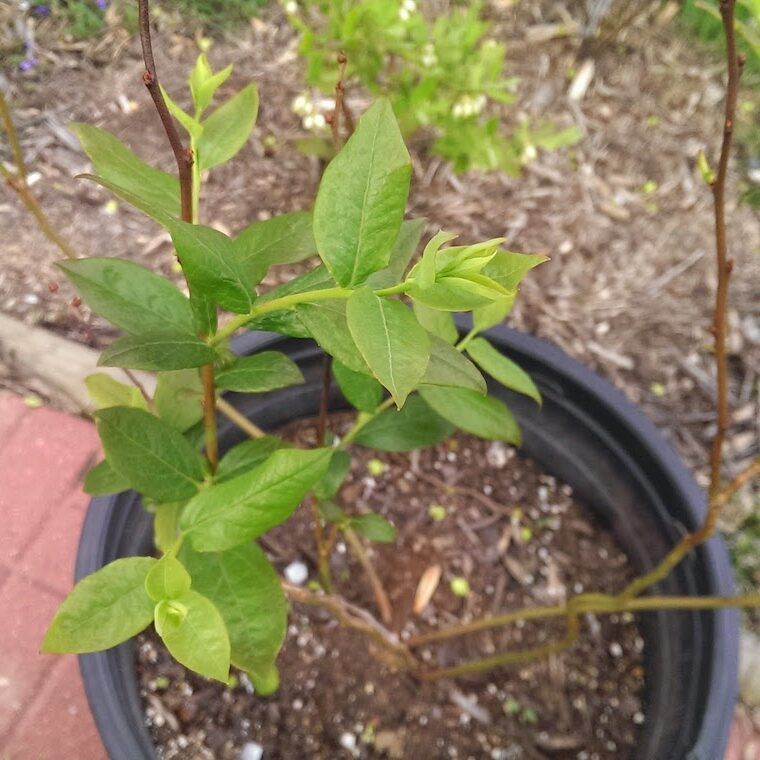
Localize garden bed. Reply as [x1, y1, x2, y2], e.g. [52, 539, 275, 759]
[137, 416, 644, 759]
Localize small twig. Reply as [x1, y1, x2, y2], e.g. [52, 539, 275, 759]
[216, 395, 266, 439]
[122, 369, 155, 413]
[412, 465, 510, 516]
[137, 0, 219, 476]
[282, 581, 417, 669]
[0, 90, 27, 180]
[344, 526, 393, 625]
[0, 166, 78, 260]
[713, 456, 760, 509]
[330, 52, 351, 151]
[137, 0, 193, 223]
[708, 0, 743, 503]
[619, 0, 744, 601]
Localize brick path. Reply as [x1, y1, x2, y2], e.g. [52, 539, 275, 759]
[0, 390, 756, 760]
[0, 393, 105, 760]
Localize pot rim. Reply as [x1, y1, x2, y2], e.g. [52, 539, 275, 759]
[76, 325, 738, 760]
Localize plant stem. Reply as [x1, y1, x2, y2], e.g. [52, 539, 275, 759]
[137, 0, 193, 223]
[216, 396, 266, 439]
[0, 90, 27, 180]
[620, 0, 743, 600]
[344, 526, 393, 625]
[713, 456, 760, 508]
[122, 369, 155, 412]
[409, 592, 760, 655]
[137, 0, 219, 475]
[331, 52, 349, 151]
[708, 0, 742, 504]
[312, 355, 334, 590]
[211, 283, 410, 347]
[201, 365, 219, 473]
[282, 581, 417, 669]
[0, 165, 79, 260]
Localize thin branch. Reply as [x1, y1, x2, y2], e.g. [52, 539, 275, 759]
[201, 365, 219, 473]
[709, 0, 743, 503]
[137, 0, 193, 223]
[620, 0, 743, 600]
[344, 526, 393, 625]
[328, 52, 354, 150]
[714, 456, 760, 508]
[216, 396, 266, 439]
[0, 90, 27, 180]
[122, 369, 155, 413]
[0, 164, 78, 260]
[137, 0, 219, 475]
[410, 592, 760, 656]
[282, 581, 417, 669]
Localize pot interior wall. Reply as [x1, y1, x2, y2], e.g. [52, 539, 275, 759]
[76, 327, 737, 760]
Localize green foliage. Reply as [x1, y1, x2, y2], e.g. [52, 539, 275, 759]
[43, 557, 157, 652]
[288, 0, 579, 174]
[49, 83, 547, 689]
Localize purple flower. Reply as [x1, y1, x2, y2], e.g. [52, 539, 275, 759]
[33, 4, 50, 15]
[19, 56, 38, 72]
[96, 0, 108, 9]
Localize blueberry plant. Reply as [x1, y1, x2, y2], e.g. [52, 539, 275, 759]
[286, 0, 580, 173]
[38, 14, 549, 686]
[0, 0, 754, 696]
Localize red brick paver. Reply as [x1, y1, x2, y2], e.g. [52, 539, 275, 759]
[0, 394, 105, 760]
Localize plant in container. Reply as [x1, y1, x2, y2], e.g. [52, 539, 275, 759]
[0, 0, 757, 756]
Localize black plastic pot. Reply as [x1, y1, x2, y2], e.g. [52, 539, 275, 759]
[76, 326, 738, 760]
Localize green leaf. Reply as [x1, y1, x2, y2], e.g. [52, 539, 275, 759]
[182, 448, 331, 552]
[332, 359, 383, 413]
[234, 211, 317, 285]
[313, 99, 412, 287]
[472, 293, 516, 332]
[481, 251, 548, 291]
[353, 394, 454, 452]
[190, 54, 233, 115]
[181, 542, 287, 678]
[350, 513, 396, 543]
[346, 288, 430, 407]
[83, 459, 130, 496]
[77, 173, 172, 225]
[422, 336, 486, 394]
[168, 221, 252, 314]
[57, 258, 194, 335]
[155, 370, 204, 431]
[365, 218, 425, 289]
[417, 230, 459, 289]
[197, 84, 259, 171]
[42, 557, 157, 653]
[145, 555, 192, 602]
[314, 450, 351, 501]
[84, 373, 147, 411]
[466, 338, 541, 404]
[419, 387, 521, 444]
[155, 590, 230, 682]
[215, 351, 304, 393]
[296, 300, 370, 375]
[408, 276, 501, 311]
[98, 332, 215, 372]
[95, 407, 205, 502]
[160, 85, 203, 140]
[413, 302, 458, 344]
[154, 502, 184, 554]
[71, 123, 180, 218]
[216, 437, 287, 483]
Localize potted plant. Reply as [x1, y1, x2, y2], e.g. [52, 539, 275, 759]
[0, 0, 755, 757]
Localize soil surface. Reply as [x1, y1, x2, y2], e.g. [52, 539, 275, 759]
[138, 416, 644, 759]
[1, 2, 757, 488]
